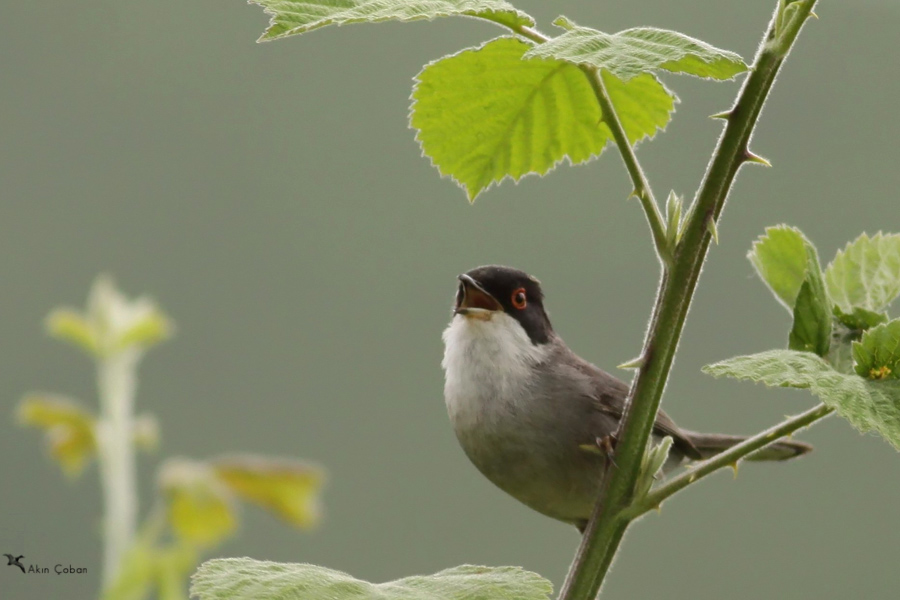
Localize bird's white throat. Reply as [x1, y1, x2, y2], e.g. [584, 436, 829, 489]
[442, 312, 549, 427]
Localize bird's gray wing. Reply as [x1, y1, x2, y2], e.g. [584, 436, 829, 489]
[568, 351, 702, 460]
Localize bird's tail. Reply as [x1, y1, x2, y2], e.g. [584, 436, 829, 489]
[684, 431, 812, 462]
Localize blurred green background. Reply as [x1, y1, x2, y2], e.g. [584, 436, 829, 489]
[2, 0, 898, 598]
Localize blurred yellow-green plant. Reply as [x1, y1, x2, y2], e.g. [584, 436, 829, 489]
[16, 276, 325, 600]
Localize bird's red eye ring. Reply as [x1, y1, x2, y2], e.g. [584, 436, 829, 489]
[511, 288, 527, 310]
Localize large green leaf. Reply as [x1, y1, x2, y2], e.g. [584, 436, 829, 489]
[825, 233, 900, 313]
[525, 19, 747, 81]
[192, 560, 553, 600]
[250, 0, 535, 41]
[704, 350, 900, 450]
[747, 225, 818, 311]
[411, 37, 675, 200]
[853, 319, 900, 380]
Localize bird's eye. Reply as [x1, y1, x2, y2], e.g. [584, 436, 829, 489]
[511, 288, 527, 310]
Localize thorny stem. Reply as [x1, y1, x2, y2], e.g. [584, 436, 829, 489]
[96, 349, 141, 588]
[557, 2, 819, 599]
[623, 403, 833, 520]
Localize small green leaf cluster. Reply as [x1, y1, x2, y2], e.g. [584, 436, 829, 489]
[107, 455, 324, 600]
[708, 229, 900, 449]
[249, 0, 747, 200]
[15, 276, 325, 600]
[19, 276, 170, 478]
[192, 560, 554, 600]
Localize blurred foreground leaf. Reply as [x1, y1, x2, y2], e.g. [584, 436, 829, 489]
[159, 459, 237, 548]
[213, 455, 325, 529]
[17, 394, 97, 477]
[192, 559, 553, 600]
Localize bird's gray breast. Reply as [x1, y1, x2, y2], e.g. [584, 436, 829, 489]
[442, 317, 611, 524]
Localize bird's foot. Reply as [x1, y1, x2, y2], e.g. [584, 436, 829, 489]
[596, 434, 619, 469]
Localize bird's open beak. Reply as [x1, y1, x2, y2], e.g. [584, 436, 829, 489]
[455, 274, 502, 319]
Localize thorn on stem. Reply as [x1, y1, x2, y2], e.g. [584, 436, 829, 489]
[730, 462, 739, 479]
[617, 355, 644, 370]
[744, 150, 772, 167]
[709, 110, 732, 121]
[809, 11, 819, 19]
[707, 217, 719, 245]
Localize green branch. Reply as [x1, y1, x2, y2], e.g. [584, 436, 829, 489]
[557, 2, 819, 599]
[508, 22, 670, 265]
[624, 403, 833, 520]
[582, 67, 670, 266]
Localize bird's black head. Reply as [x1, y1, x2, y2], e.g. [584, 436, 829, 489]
[454, 265, 554, 345]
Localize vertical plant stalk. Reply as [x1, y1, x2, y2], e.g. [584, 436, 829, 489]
[581, 66, 670, 266]
[558, 2, 818, 599]
[96, 349, 141, 588]
[511, 26, 669, 264]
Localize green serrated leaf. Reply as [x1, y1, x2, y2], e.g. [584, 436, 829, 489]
[251, 0, 535, 42]
[748, 225, 818, 311]
[704, 349, 900, 450]
[213, 455, 325, 529]
[834, 306, 889, 332]
[789, 277, 831, 356]
[411, 37, 674, 200]
[524, 23, 747, 81]
[825, 233, 900, 313]
[853, 319, 900, 380]
[192, 560, 553, 600]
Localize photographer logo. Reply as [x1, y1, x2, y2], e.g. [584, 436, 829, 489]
[4, 553, 86, 575]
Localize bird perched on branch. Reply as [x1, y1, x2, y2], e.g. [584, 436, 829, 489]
[442, 265, 811, 530]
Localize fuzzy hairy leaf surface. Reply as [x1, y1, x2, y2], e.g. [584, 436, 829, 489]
[411, 37, 674, 200]
[251, 0, 535, 41]
[192, 560, 554, 600]
[853, 319, 900, 380]
[748, 225, 818, 311]
[705, 350, 900, 450]
[825, 233, 900, 313]
[525, 20, 747, 81]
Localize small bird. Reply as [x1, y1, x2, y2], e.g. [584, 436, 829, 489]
[4, 554, 25, 573]
[442, 265, 811, 530]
